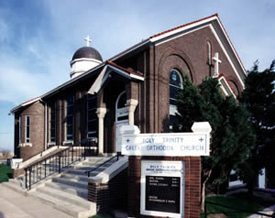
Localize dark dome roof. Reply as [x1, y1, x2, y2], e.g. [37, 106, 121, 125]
[71, 46, 103, 62]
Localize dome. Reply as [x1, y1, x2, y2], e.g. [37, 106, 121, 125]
[71, 46, 103, 62]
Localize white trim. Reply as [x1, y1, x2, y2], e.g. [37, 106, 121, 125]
[88, 66, 107, 94]
[209, 25, 245, 88]
[19, 116, 22, 144]
[115, 91, 129, 123]
[218, 76, 236, 99]
[154, 25, 210, 47]
[22, 97, 41, 107]
[151, 17, 217, 43]
[62, 140, 74, 145]
[108, 65, 144, 81]
[18, 143, 32, 147]
[88, 65, 144, 95]
[89, 156, 128, 184]
[140, 160, 185, 218]
[70, 57, 102, 66]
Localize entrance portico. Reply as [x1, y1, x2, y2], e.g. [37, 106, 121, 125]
[88, 61, 144, 154]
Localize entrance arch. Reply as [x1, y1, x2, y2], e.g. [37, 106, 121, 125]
[115, 91, 128, 152]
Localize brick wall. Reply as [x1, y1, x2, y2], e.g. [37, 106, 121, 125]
[88, 169, 128, 213]
[16, 102, 45, 161]
[128, 156, 201, 218]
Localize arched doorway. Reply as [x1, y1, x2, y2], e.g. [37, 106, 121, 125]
[115, 91, 128, 152]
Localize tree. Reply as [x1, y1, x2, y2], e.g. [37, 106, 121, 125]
[176, 76, 255, 211]
[239, 60, 275, 190]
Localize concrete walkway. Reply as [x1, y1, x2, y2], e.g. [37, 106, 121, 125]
[0, 184, 73, 218]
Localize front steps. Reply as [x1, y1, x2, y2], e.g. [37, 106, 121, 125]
[3, 156, 118, 218]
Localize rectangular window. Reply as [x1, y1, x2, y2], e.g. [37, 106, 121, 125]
[19, 116, 22, 144]
[25, 116, 30, 143]
[49, 102, 56, 143]
[66, 95, 74, 141]
[87, 94, 98, 138]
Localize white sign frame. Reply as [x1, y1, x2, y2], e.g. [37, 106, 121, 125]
[120, 122, 211, 157]
[121, 132, 210, 156]
[141, 160, 185, 218]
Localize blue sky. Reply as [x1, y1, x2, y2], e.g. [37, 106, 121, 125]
[0, 0, 274, 151]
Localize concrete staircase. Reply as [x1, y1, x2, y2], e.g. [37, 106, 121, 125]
[3, 156, 118, 218]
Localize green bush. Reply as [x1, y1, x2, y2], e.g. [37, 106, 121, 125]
[0, 164, 12, 183]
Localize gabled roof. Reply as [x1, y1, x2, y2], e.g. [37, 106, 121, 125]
[88, 61, 144, 95]
[10, 97, 41, 114]
[10, 61, 143, 114]
[10, 14, 246, 114]
[110, 14, 246, 87]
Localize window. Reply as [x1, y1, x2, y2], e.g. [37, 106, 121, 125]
[25, 116, 30, 143]
[66, 95, 74, 141]
[115, 91, 128, 122]
[49, 102, 56, 143]
[19, 116, 22, 144]
[87, 94, 98, 138]
[206, 41, 212, 65]
[169, 69, 183, 131]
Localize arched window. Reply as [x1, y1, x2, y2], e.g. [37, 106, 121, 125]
[169, 69, 183, 131]
[206, 41, 212, 65]
[115, 91, 128, 122]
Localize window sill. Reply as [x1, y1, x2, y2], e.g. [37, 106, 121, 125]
[63, 140, 74, 146]
[18, 143, 32, 147]
[47, 142, 56, 147]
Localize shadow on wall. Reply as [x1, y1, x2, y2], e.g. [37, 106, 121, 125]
[0, 212, 5, 218]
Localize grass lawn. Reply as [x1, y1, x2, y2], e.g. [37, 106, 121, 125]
[0, 164, 12, 183]
[201, 193, 274, 218]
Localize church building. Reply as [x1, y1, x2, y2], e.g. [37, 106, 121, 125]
[9, 14, 250, 217]
[11, 14, 245, 160]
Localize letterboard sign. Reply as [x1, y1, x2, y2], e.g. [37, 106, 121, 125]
[141, 161, 185, 217]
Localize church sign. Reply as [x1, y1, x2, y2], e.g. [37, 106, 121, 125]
[121, 132, 210, 157]
[120, 122, 211, 217]
[141, 161, 184, 217]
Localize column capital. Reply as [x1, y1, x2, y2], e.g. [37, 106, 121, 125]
[96, 107, 107, 118]
[126, 99, 138, 112]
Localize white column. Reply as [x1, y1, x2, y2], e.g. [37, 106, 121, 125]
[96, 108, 107, 155]
[126, 99, 138, 125]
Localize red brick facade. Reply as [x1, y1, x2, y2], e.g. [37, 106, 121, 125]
[14, 102, 45, 160]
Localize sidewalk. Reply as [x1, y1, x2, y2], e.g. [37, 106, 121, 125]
[0, 184, 73, 218]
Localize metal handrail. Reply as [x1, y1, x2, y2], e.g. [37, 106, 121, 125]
[24, 139, 97, 190]
[86, 154, 120, 177]
[205, 201, 274, 217]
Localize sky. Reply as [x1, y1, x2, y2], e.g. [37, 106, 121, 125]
[0, 0, 274, 152]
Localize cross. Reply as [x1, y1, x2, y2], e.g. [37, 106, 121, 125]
[212, 52, 222, 78]
[84, 36, 92, 47]
[199, 137, 204, 143]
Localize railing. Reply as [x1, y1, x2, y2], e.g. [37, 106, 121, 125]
[86, 154, 120, 177]
[204, 201, 274, 218]
[24, 140, 97, 190]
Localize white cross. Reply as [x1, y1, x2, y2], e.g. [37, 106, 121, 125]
[84, 36, 92, 47]
[212, 52, 222, 78]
